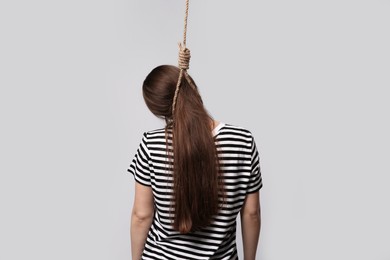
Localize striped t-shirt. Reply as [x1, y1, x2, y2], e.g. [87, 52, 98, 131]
[127, 122, 263, 259]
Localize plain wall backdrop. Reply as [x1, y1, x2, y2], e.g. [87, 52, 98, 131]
[0, 0, 389, 259]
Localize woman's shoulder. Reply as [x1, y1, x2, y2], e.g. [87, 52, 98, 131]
[143, 127, 167, 139]
[219, 123, 254, 137]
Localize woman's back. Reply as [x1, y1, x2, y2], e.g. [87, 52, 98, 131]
[128, 122, 262, 259]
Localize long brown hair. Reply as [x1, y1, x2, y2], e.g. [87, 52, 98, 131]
[142, 65, 223, 233]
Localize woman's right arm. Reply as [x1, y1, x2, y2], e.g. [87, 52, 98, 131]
[240, 191, 261, 260]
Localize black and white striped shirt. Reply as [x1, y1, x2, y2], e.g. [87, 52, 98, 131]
[127, 122, 263, 259]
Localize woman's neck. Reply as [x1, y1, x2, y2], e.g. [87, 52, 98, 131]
[210, 119, 220, 130]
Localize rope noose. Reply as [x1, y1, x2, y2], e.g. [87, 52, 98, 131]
[172, 0, 196, 116]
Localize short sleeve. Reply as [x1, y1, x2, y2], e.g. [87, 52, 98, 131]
[246, 136, 263, 194]
[127, 132, 152, 187]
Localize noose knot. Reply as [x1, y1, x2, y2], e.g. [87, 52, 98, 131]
[178, 43, 191, 70]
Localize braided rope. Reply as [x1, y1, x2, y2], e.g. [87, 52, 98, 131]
[172, 0, 194, 116]
[183, 0, 189, 47]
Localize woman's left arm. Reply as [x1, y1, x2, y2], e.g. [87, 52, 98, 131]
[131, 182, 154, 259]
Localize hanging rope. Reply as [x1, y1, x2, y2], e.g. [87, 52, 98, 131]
[172, 0, 196, 116]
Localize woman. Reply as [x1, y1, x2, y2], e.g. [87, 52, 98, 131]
[127, 65, 263, 259]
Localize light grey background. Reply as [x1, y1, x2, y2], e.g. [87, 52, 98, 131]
[0, 0, 389, 259]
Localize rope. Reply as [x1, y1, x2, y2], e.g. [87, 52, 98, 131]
[172, 0, 195, 116]
[183, 0, 189, 47]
